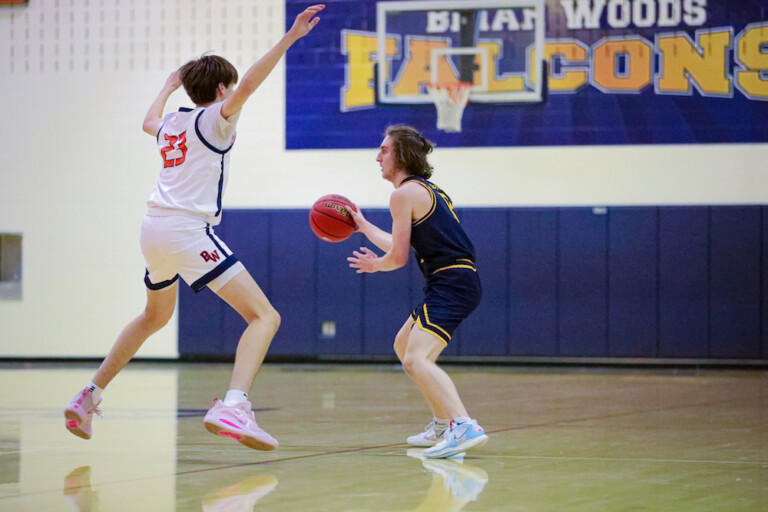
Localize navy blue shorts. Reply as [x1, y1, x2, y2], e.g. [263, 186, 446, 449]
[410, 266, 482, 344]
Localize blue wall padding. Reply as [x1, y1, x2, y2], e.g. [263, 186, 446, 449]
[608, 208, 658, 357]
[763, 206, 768, 359]
[658, 207, 709, 358]
[559, 208, 608, 356]
[178, 287, 225, 357]
[316, 231, 365, 356]
[507, 209, 558, 356]
[709, 206, 761, 358]
[268, 211, 317, 356]
[178, 206, 766, 361]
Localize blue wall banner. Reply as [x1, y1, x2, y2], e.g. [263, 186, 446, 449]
[285, 0, 768, 149]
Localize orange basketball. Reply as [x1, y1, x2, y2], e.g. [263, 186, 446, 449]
[309, 194, 357, 242]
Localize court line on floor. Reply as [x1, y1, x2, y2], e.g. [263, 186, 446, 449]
[0, 396, 754, 499]
[175, 442, 409, 476]
[489, 454, 768, 465]
[484, 396, 738, 436]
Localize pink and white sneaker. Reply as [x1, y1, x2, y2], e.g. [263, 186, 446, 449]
[64, 388, 102, 440]
[203, 399, 278, 451]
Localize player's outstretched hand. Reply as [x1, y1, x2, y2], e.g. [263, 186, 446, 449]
[289, 4, 325, 40]
[348, 247, 378, 274]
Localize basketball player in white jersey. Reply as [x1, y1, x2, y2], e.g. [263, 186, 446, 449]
[64, 4, 325, 451]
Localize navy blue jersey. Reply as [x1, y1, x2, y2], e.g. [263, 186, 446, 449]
[402, 176, 476, 277]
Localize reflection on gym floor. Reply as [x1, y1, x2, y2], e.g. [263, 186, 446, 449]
[61, 458, 488, 512]
[63, 466, 98, 512]
[408, 450, 489, 512]
[200, 473, 279, 512]
[0, 362, 766, 511]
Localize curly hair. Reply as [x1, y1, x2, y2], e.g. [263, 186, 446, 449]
[179, 55, 238, 105]
[385, 125, 435, 179]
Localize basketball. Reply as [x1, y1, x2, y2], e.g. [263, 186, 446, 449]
[309, 194, 357, 242]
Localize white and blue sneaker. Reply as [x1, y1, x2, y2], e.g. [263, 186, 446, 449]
[407, 418, 449, 447]
[423, 418, 488, 459]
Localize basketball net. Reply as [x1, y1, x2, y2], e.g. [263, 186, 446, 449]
[426, 82, 472, 133]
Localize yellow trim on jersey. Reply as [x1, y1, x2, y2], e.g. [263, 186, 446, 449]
[422, 304, 452, 340]
[432, 264, 477, 274]
[436, 189, 460, 223]
[410, 180, 436, 227]
[415, 317, 449, 345]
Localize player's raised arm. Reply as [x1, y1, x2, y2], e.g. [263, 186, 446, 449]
[142, 70, 182, 136]
[220, 4, 325, 119]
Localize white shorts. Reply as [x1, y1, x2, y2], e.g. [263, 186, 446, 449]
[140, 214, 245, 293]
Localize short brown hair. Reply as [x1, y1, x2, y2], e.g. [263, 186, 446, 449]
[385, 125, 434, 179]
[179, 55, 238, 105]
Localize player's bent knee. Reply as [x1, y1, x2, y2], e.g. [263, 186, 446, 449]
[400, 354, 424, 376]
[142, 308, 173, 332]
[252, 307, 280, 333]
[267, 308, 281, 331]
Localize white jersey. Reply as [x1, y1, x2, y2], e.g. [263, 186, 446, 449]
[146, 102, 240, 226]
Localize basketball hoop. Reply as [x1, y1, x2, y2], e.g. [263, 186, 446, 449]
[426, 82, 472, 133]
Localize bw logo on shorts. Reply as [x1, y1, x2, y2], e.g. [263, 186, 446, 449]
[200, 250, 221, 263]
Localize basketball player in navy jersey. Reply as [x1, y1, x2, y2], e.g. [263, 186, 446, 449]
[64, 4, 325, 450]
[347, 125, 488, 459]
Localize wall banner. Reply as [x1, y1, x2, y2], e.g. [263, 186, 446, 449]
[285, 0, 768, 149]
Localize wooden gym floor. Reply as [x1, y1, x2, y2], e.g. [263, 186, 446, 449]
[0, 362, 765, 511]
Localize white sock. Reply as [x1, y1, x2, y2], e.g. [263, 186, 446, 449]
[87, 382, 104, 401]
[223, 389, 248, 406]
[435, 417, 450, 427]
[452, 416, 472, 425]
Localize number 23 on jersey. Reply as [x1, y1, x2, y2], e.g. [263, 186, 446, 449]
[161, 131, 187, 168]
